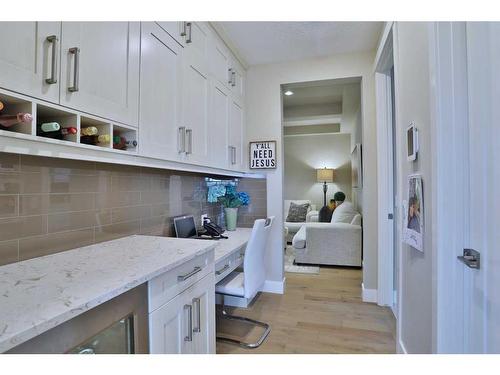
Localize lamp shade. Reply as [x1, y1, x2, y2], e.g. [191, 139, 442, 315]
[316, 168, 335, 183]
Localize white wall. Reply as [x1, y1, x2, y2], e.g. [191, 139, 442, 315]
[392, 22, 434, 353]
[284, 133, 352, 209]
[245, 50, 378, 289]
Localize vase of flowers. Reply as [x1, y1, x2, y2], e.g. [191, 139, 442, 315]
[218, 186, 250, 231]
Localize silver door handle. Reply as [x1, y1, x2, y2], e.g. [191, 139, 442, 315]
[229, 146, 236, 165]
[178, 126, 186, 153]
[215, 264, 229, 275]
[181, 21, 187, 36]
[231, 71, 236, 87]
[177, 266, 201, 281]
[186, 22, 192, 44]
[186, 128, 193, 155]
[68, 47, 80, 92]
[45, 35, 58, 84]
[228, 68, 233, 85]
[192, 298, 201, 333]
[457, 248, 480, 269]
[184, 304, 193, 341]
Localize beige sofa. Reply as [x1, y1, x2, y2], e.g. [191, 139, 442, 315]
[292, 202, 362, 267]
[283, 200, 317, 243]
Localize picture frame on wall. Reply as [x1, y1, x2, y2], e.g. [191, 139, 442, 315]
[403, 174, 424, 252]
[249, 140, 277, 169]
[351, 143, 363, 188]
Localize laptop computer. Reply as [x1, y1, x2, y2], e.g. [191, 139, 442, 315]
[173, 215, 223, 240]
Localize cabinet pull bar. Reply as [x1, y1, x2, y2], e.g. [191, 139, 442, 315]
[192, 298, 201, 333]
[68, 47, 80, 92]
[186, 128, 193, 155]
[181, 21, 187, 36]
[186, 22, 192, 43]
[184, 304, 193, 341]
[45, 35, 58, 84]
[231, 71, 236, 87]
[228, 68, 233, 85]
[215, 264, 229, 275]
[178, 126, 186, 153]
[177, 266, 201, 282]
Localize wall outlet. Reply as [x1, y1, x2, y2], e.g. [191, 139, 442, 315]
[201, 214, 208, 225]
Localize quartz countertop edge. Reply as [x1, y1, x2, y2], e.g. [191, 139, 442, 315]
[0, 235, 217, 353]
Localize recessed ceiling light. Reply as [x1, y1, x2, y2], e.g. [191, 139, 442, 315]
[284, 90, 294, 96]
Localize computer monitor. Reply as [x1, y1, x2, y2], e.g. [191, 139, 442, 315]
[173, 215, 197, 238]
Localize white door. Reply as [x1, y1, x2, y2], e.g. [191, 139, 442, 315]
[228, 98, 244, 171]
[0, 22, 61, 103]
[60, 22, 140, 126]
[149, 291, 192, 354]
[462, 22, 500, 353]
[209, 81, 230, 168]
[182, 53, 209, 165]
[139, 22, 183, 161]
[191, 274, 216, 354]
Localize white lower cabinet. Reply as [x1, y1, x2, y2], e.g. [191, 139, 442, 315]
[149, 272, 215, 354]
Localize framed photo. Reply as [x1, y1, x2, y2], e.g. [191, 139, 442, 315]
[403, 174, 424, 252]
[249, 140, 277, 169]
[351, 143, 363, 188]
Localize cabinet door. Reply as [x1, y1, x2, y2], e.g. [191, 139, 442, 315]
[60, 22, 140, 126]
[209, 81, 229, 168]
[155, 22, 185, 46]
[149, 292, 192, 354]
[0, 22, 61, 103]
[182, 57, 209, 165]
[228, 98, 244, 171]
[209, 38, 232, 89]
[183, 22, 209, 67]
[191, 273, 216, 354]
[230, 59, 246, 102]
[139, 22, 183, 160]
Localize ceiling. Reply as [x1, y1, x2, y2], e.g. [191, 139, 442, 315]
[214, 22, 384, 65]
[283, 85, 344, 107]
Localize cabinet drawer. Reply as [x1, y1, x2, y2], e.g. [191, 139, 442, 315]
[214, 246, 245, 284]
[148, 251, 214, 313]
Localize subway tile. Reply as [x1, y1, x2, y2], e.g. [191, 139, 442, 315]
[0, 195, 18, 218]
[0, 153, 20, 172]
[96, 162, 142, 176]
[151, 203, 169, 217]
[95, 191, 141, 208]
[48, 174, 104, 193]
[111, 205, 151, 224]
[150, 176, 170, 192]
[0, 240, 19, 266]
[140, 216, 171, 236]
[20, 155, 96, 175]
[0, 173, 22, 194]
[0, 215, 47, 241]
[140, 191, 169, 205]
[48, 209, 111, 233]
[19, 193, 95, 216]
[111, 175, 150, 192]
[94, 221, 141, 243]
[19, 229, 94, 260]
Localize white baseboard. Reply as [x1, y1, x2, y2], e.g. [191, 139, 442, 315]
[361, 282, 378, 303]
[397, 339, 408, 354]
[261, 277, 286, 294]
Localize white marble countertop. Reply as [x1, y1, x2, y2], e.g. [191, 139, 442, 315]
[0, 235, 217, 353]
[214, 228, 253, 263]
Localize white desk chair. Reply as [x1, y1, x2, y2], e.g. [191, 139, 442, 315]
[215, 216, 275, 348]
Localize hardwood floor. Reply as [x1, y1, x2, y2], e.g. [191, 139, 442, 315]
[216, 267, 396, 354]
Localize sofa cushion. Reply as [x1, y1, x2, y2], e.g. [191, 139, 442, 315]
[286, 202, 310, 222]
[292, 225, 307, 249]
[351, 214, 362, 226]
[331, 201, 358, 224]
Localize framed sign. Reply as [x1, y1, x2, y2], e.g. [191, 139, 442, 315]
[249, 141, 277, 169]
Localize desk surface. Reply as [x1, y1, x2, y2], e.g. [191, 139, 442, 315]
[214, 227, 253, 263]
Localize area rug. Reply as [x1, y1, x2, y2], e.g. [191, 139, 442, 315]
[284, 245, 320, 274]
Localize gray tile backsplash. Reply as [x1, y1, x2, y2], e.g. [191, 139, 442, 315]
[0, 153, 267, 266]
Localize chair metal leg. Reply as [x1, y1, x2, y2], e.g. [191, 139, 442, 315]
[216, 295, 271, 349]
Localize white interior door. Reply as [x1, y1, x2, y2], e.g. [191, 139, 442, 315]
[462, 22, 500, 353]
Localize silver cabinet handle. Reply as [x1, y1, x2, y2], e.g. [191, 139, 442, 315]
[192, 298, 201, 333]
[186, 22, 192, 44]
[229, 146, 236, 165]
[215, 264, 229, 275]
[177, 266, 201, 282]
[178, 126, 186, 153]
[181, 21, 187, 36]
[228, 68, 233, 85]
[45, 35, 58, 84]
[186, 128, 193, 155]
[68, 47, 80, 92]
[184, 304, 193, 342]
[231, 71, 236, 87]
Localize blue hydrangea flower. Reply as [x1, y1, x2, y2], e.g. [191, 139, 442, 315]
[238, 192, 250, 206]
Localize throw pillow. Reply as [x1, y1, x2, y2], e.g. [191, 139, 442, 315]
[331, 201, 357, 224]
[286, 202, 310, 222]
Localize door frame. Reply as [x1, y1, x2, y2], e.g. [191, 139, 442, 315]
[374, 23, 397, 310]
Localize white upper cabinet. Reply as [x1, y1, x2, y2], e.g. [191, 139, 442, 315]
[229, 57, 245, 102]
[139, 22, 183, 160]
[155, 22, 185, 46]
[209, 81, 230, 168]
[0, 22, 61, 103]
[228, 97, 244, 171]
[182, 22, 209, 72]
[59, 22, 140, 126]
[209, 37, 231, 89]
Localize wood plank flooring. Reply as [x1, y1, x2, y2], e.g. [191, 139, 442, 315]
[216, 267, 396, 354]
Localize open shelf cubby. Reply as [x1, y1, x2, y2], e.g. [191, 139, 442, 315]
[112, 124, 138, 153]
[36, 104, 78, 143]
[0, 92, 34, 135]
[80, 116, 112, 149]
